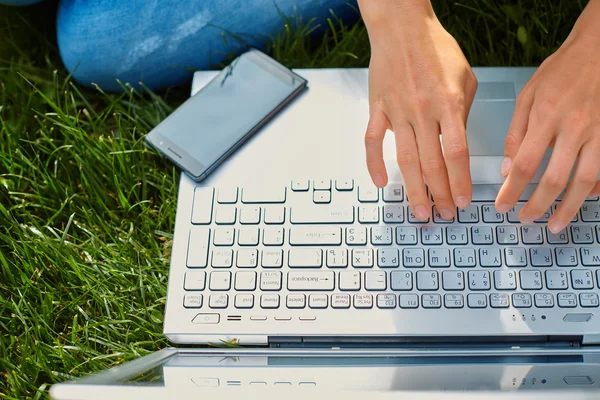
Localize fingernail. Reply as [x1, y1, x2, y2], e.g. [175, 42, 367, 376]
[439, 209, 454, 220]
[455, 196, 469, 209]
[414, 205, 429, 220]
[373, 174, 385, 188]
[520, 217, 534, 225]
[496, 204, 511, 214]
[501, 157, 512, 177]
[548, 219, 565, 234]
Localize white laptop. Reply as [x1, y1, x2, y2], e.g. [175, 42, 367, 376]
[50, 68, 600, 399]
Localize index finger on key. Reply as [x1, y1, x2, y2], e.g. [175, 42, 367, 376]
[440, 111, 472, 209]
[364, 107, 391, 188]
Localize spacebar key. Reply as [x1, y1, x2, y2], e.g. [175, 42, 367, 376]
[291, 206, 354, 224]
[472, 184, 536, 202]
[288, 271, 334, 291]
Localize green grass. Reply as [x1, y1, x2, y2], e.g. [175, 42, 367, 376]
[0, 0, 589, 398]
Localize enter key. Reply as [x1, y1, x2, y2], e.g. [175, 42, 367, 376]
[289, 226, 342, 245]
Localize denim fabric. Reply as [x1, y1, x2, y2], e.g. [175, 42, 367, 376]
[56, 0, 358, 91]
[0, 0, 42, 5]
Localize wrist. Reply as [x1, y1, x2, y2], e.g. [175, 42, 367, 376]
[358, 0, 435, 31]
[569, 0, 600, 42]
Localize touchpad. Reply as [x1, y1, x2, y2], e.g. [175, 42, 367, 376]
[466, 82, 516, 156]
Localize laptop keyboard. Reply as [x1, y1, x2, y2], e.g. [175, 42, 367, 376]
[182, 180, 600, 312]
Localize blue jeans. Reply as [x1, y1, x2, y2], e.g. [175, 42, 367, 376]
[3, 0, 358, 91]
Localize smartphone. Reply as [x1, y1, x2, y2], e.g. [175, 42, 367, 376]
[145, 49, 308, 181]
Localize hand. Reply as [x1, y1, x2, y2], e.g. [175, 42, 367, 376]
[495, 0, 600, 233]
[358, 0, 478, 220]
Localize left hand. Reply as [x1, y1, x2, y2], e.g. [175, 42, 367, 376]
[495, 15, 600, 233]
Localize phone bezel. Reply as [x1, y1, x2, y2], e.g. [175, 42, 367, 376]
[144, 48, 308, 181]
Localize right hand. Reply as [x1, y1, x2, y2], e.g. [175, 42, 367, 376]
[358, 0, 478, 220]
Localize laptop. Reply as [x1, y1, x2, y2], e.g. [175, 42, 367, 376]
[50, 68, 600, 399]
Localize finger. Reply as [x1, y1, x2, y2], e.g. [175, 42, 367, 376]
[550, 138, 600, 233]
[441, 111, 471, 209]
[519, 134, 579, 223]
[496, 115, 555, 214]
[590, 181, 600, 197]
[393, 120, 430, 220]
[364, 107, 391, 188]
[502, 89, 534, 176]
[414, 119, 455, 220]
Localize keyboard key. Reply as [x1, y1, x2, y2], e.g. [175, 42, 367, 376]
[289, 248, 322, 268]
[581, 203, 600, 222]
[207, 270, 230, 291]
[366, 271, 387, 291]
[482, 204, 504, 223]
[547, 227, 568, 244]
[571, 269, 594, 289]
[494, 270, 517, 290]
[291, 206, 354, 224]
[354, 293, 373, 308]
[490, 293, 510, 308]
[521, 225, 543, 244]
[236, 249, 258, 268]
[442, 270, 465, 290]
[433, 207, 455, 223]
[556, 247, 578, 266]
[358, 205, 379, 223]
[377, 294, 397, 308]
[327, 249, 348, 268]
[184, 294, 203, 308]
[371, 226, 393, 245]
[391, 271, 413, 291]
[581, 247, 600, 266]
[422, 294, 442, 309]
[309, 294, 328, 309]
[217, 187, 238, 204]
[444, 294, 464, 308]
[396, 227, 418, 245]
[288, 271, 334, 291]
[291, 180, 309, 191]
[417, 271, 439, 290]
[242, 187, 286, 203]
[187, 227, 210, 268]
[260, 271, 282, 291]
[313, 179, 331, 190]
[468, 293, 487, 308]
[479, 248, 502, 267]
[580, 293, 599, 307]
[235, 294, 254, 309]
[346, 227, 367, 245]
[421, 226, 443, 245]
[290, 226, 342, 246]
[263, 227, 284, 246]
[331, 293, 351, 308]
[505, 247, 527, 267]
[184, 271, 206, 291]
[572, 226, 594, 244]
[261, 294, 280, 309]
[399, 294, 419, 309]
[382, 184, 404, 202]
[468, 271, 491, 290]
[313, 190, 331, 204]
[358, 185, 379, 202]
[507, 204, 525, 223]
[534, 293, 554, 308]
[238, 228, 260, 246]
[215, 206, 237, 224]
[287, 294, 306, 309]
[335, 179, 354, 191]
[408, 206, 430, 223]
[191, 187, 214, 224]
[429, 248, 451, 267]
[472, 184, 536, 202]
[496, 226, 518, 245]
[512, 293, 532, 308]
[530, 247, 552, 266]
[262, 249, 283, 268]
[454, 248, 476, 267]
[557, 293, 577, 308]
[403, 249, 425, 268]
[378, 248, 399, 268]
[237, 206, 259, 224]
[472, 226, 493, 245]
[264, 205, 285, 224]
[457, 205, 479, 223]
[235, 271, 257, 291]
[209, 294, 228, 309]
[520, 270, 543, 290]
[339, 271, 360, 291]
[352, 249, 374, 268]
[545, 270, 568, 290]
[446, 226, 468, 245]
[383, 205, 404, 223]
[211, 249, 233, 268]
[213, 227, 235, 246]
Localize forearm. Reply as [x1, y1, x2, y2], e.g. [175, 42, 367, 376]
[358, 0, 435, 30]
[570, 0, 600, 39]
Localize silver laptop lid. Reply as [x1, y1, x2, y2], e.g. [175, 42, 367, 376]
[50, 348, 600, 400]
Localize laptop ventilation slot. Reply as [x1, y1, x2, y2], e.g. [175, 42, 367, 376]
[227, 315, 242, 322]
[226, 380, 241, 386]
